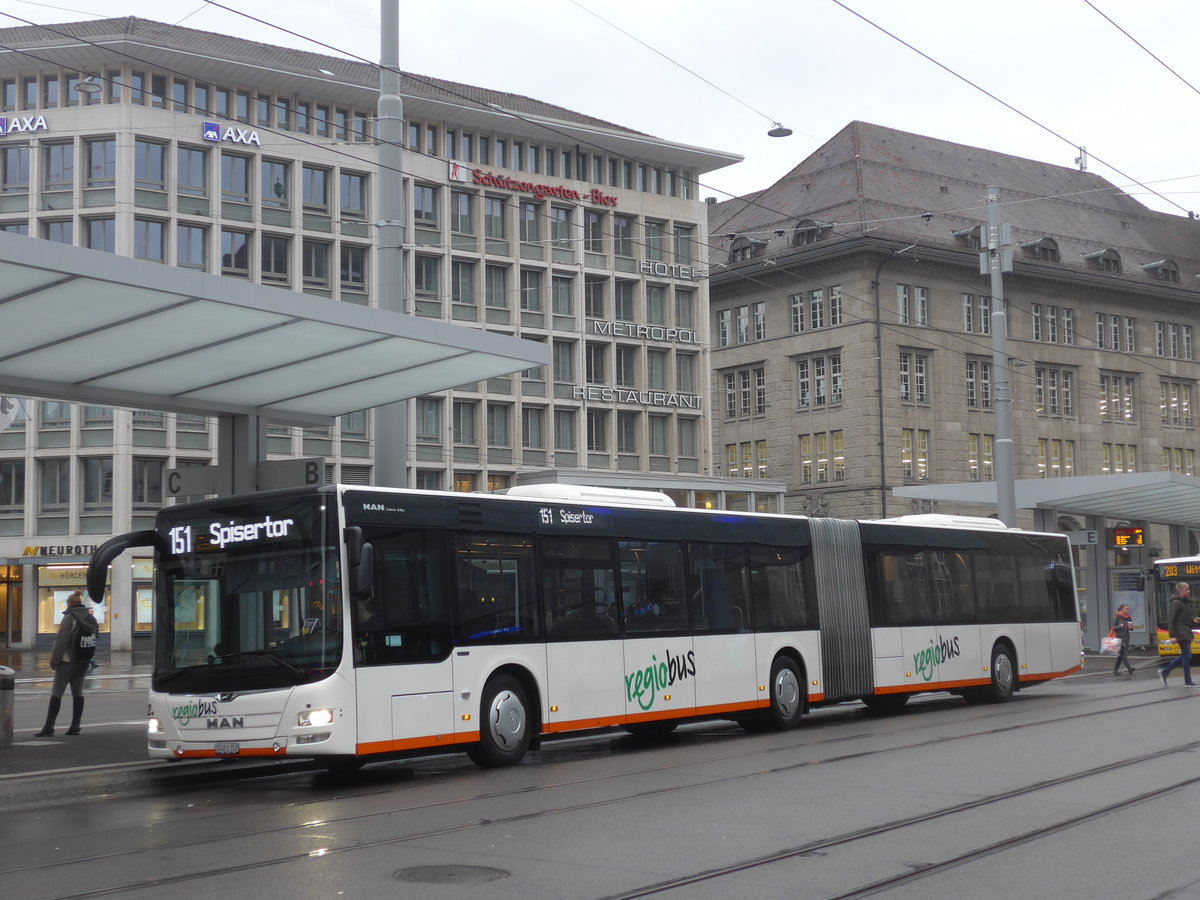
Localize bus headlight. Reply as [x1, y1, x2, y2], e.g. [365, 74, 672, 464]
[148, 717, 163, 734]
[297, 708, 335, 728]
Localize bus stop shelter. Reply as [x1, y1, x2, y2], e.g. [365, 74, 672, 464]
[0, 231, 549, 493]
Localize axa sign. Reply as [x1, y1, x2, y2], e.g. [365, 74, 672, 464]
[202, 122, 261, 146]
[0, 115, 48, 135]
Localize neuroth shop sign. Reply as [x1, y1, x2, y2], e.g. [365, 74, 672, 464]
[448, 161, 618, 206]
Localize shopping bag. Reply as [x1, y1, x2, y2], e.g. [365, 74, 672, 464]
[1101, 632, 1122, 655]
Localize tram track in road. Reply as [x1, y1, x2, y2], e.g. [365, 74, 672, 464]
[4, 685, 1189, 897]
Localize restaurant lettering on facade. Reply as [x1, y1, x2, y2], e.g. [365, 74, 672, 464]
[573, 386, 703, 408]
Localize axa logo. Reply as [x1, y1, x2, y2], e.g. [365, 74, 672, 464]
[202, 122, 261, 145]
[0, 115, 48, 135]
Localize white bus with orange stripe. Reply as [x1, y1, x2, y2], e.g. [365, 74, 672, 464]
[87, 485, 1081, 769]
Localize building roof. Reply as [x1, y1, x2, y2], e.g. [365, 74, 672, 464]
[710, 121, 1200, 284]
[0, 16, 741, 173]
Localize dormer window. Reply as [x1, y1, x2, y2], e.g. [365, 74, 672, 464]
[1141, 259, 1180, 283]
[729, 236, 767, 263]
[1083, 248, 1122, 274]
[793, 219, 833, 246]
[953, 226, 982, 250]
[1020, 237, 1059, 263]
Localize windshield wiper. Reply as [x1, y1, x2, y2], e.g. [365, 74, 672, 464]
[207, 648, 306, 678]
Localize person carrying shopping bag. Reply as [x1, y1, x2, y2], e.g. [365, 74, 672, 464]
[1110, 603, 1135, 675]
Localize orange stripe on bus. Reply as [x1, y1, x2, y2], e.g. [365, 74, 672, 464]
[356, 732, 479, 755]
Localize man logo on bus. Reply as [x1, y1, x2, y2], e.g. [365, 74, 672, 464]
[913, 634, 961, 682]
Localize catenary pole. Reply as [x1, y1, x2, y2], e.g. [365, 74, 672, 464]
[986, 186, 1016, 526]
[373, 0, 408, 487]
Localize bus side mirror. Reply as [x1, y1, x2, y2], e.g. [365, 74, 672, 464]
[344, 526, 374, 600]
[87, 530, 163, 605]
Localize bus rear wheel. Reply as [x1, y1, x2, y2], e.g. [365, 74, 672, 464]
[767, 656, 804, 729]
[967, 644, 1017, 703]
[468, 675, 532, 768]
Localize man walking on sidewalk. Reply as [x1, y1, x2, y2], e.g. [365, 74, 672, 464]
[35, 591, 97, 736]
[1159, 582, 1200, 687]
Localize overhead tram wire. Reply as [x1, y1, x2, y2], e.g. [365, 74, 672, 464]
[828, 0, 1194, 217]
[1083, 0, 1200, 99]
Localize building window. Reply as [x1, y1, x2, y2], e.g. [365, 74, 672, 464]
[134, 218, 166, 262]
[1036, 439, 1074, 478]
[550, 206, 571, 246]
[552, 340, 574, 382]
[221, 153, 250, 202]
[43, 220, 73, 244]
[451, 260, 476, 309]
[85, 217, 115, 253]
[82, 457, 113, 511]
[645, 220, 666, 261]
[221, 229, 250, 276]
[1031, 304, 1075, 344]
[85, 138, 116, 187]
[899, 352, 928, 403]
[897, 284, 928, 325]
[584, 211, 604, 253]
[552, 274, 573, 315]
[487, 404, 510, 447]
[1, 144, 30, 193]
[585, 343, 607, 384]
[678, 418, 697, 458]
[717, 308, 732, 347]
[134, 140, 167, 191]
[647, 350, 669, 391]
[966, 359, 992, 409]
[1099, 373, 1136, 423]
[519, 201, 539, 243]
[554, 408, 576, 450]
[340, 171, 367, 220]
[901, 428, 930, 480]
[796, 355, 842, 408]
[43, 142, 74, 192]
[178, 225, 208, 269]
[968, 433, 994, 482]
[302, 166, 329, 211]
[522, 407, 544, 449]
[799, 432, 845, 484]
[453, 401, 477, 445]
[415, 398, 441, 443]
[754, 301, 767, 340]
[617, 410, 638, 454]
[648, 415, 668, 456]
[413, 184, 438, 226]
[616, 345, 637, 387]
[677, 353, 696, 393]
[736, 305, 749, 343]
[341, 245, 367, 292]
[586, 409, 608, 452]
[1164, 447, 1196, 475]
[261, 234, 290, 282]
[414, 255, 440, 299]
[1155, 321, 1193, 359]
[584, 276, 606, 318]
[450, 190, 472, 233]
[962, 293, 991, 334]
[1101, 443, 1137, 474]
[302, 240, 330, 288]
[484, 196, 506, 239]
[177, 146, 208, 197]
[519, 269, 542, 311]
[1035, 367, 1074, 417]
[616, 280, 636, 321]
[40, 458, 70, 513]
[0, 460, 24, 511]
[613, 214, 634, 257]
[484, 265, 508, 308]
[675, 289, 695, 328]
[131, 458, 163, 507]
[1160, 381, 1194, 426]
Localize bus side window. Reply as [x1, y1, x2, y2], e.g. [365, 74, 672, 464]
[356, 528, 452, 665]
[688, 541, 750, 633]
[748, 543, 815, 630]
[542, 536, 619, 638]
[452, 532, 538, 643]
[619, 539, 688, 633]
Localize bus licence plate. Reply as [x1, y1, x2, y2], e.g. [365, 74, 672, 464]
[214, 742, 240, 756]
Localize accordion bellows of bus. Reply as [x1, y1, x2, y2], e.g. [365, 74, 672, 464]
[88, 484, 1081, 770]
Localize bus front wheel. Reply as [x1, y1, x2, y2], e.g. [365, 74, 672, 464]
[767, 656, 805, 729]
[468, 675, 532, 768]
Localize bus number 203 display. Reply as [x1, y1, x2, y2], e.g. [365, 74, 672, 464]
[87, 484, 1081, 770]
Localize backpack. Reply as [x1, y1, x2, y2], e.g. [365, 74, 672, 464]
[69, 608, 99, 662]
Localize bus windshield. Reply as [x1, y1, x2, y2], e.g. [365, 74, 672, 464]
[152, 493, 342, 694]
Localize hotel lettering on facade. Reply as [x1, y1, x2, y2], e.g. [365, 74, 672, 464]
[0, 17, 753, 649]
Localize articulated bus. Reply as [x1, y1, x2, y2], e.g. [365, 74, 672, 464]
[87, 484, 1081, 770]
[1150, 555, 1200, 657]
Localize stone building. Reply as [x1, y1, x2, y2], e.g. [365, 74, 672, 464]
[708, 121, 1200, 533]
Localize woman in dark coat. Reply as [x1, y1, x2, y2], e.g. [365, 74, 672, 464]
[1111, 603, 1135, 675]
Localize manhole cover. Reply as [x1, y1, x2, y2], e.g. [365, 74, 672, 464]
[394, 865, 510, 885]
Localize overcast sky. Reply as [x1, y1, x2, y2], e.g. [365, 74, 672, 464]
[9, 0, 1200, 217]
